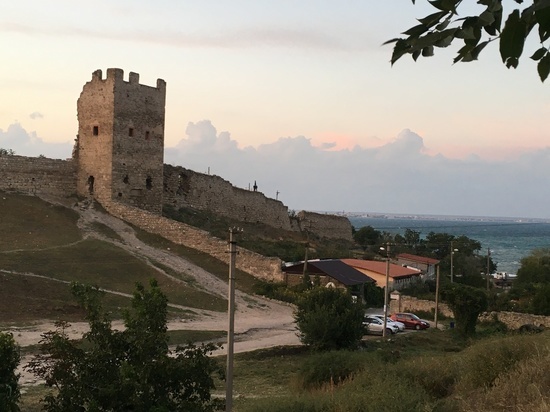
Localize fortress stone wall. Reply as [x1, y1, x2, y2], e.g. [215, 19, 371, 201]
[0, 155, 76, 198]
[164, 164, 292, 230]
[103, 200, 285, 282]
[390, 295, 550, 330]
[297, 210, 353, 241]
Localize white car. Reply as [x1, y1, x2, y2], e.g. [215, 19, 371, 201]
[368, 315, 406, 332]
[363, 316, 399, 335]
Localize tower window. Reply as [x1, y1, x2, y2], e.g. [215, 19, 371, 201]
[123, 175, 129, 184]
[146, 176, 152, 190]
[93, 126, 99, 136]
[129, 128, 134, 137]
[145, 131, 150, 140]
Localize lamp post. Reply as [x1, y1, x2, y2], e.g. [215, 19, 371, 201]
[450, 241, 459, 283]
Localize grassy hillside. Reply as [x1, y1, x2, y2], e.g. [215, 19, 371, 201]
[0, 191, 228, 324]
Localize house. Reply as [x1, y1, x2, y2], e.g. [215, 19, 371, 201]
[395, 253, 440, 278]
[282, 259, 375, 301]
[341, 258, 422, 290]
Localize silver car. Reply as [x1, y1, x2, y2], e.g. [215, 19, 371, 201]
[369, 314, 406, 332]
[363, 316, 399, 335]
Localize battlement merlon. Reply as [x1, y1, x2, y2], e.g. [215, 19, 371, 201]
[89, 68, 166, 92]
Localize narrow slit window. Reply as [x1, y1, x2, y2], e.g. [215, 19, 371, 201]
[93, 126, 99, 136]
[129, 128, 134, 137]
[145, 131, 150, 140]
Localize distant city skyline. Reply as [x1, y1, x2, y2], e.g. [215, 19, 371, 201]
[1, 1, 549, 219]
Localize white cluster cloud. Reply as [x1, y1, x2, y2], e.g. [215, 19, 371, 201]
[0, 123, 72, 159]
[2, 121, 549, 219]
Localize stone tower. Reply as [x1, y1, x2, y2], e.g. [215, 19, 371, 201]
[76, 68, 166, 214]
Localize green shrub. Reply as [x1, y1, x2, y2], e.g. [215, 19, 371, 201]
[294, 287, 364, 351]
[0, 332, 20, 411]
[455, 334, 546, 392]
[459, 350, 550, 412]
[294, 351, 365, 390]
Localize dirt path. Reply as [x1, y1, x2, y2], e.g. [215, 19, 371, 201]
[6, 203, 300, 386]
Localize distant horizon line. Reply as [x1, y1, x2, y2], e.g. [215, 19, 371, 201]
[315, 211, 550, 224]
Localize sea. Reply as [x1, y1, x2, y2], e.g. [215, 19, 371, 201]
[346, 213, 550, 275]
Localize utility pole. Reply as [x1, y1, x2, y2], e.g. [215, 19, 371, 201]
[434, 265, 440, 329]
[486, 247, 491, 291]
[450, 240, 455, 283]
[382, 243, 390, 337]
[226, 227, 241, 412]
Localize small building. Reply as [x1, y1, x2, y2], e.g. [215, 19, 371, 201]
[395, 253, 440, 278]
[341, 258, 422, 290]
[282, 259, 375, 301]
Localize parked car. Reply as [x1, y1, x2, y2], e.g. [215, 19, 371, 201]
[390, 313, 430, 330]
[368, 315, 405, 332]
[363, 316, 399, 335]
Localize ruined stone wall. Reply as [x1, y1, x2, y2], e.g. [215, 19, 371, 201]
[164, 165, 293, 230]
[102, 200, 285, 282]
[390, 295, 550, 330]
[297, 210, 353, 241]
[0, 155, 76, 198]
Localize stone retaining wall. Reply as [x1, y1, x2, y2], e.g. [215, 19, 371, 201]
[390, 295, 550, 330]
[103, 200, 285, 282]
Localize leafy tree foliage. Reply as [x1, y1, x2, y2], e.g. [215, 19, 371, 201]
[442, 283, 488, 337]
[294, 287, 365, 351]
[387, 1, 550, 82]
[27, 281, 224, 412]
[0, 148, 15, 156]
[353, 225, 382, 250]
[0, 332, 20, 412]
[510, 248, 550, 314]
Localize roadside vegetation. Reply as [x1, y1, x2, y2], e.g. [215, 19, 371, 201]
[227, 328, 550, 411]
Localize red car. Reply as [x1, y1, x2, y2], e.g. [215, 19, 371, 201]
[390, 313, 430, 330]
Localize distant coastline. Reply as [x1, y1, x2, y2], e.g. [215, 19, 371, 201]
[329, 211, 550, 225]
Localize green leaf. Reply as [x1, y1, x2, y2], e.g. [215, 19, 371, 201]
[436, 17, 451, 30]
[530, 47, 547, 61]
[422, 45, 435, 56]
[418, 11, 448, 28]
[470, 41, 490, 60]
[382, 38, 401, 45]
[390, 39, 411, 65]
[537, 53, 550, 82]
[435, 35, 454, 47]
[403, 23, 429, 37]
[457, 26, 476, 39]
[412, 49, 421, 61]
[429, 0, 460, 13]
[479, 10, 496, 26]
[535, 4, 550, 41]
[500, 10, 528, 65]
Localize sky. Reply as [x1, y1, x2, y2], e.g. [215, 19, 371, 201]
[1, 1, 549, 219]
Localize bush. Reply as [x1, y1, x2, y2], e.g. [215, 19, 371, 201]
[293, 351, 365, 390]
[26, 281, 224, 412]
[294, 287, 364, 351]
[0, 332, 20, 411]
[442, 283, 488, 337]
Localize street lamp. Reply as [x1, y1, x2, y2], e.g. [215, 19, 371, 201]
[450, 241, 459, 283]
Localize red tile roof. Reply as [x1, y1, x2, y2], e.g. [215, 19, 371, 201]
[396, 253, 440, 265]
[341, 259, 422, 279]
